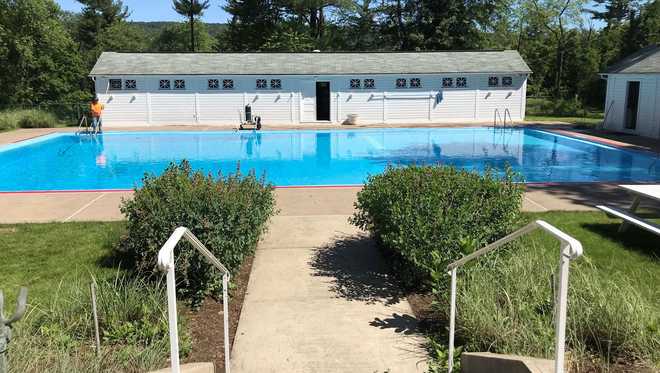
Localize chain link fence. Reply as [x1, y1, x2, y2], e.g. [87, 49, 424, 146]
[1, 102, 90, 126]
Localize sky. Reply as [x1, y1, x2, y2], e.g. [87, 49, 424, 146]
[56, 0, 606, 29]
[55, 0, 231, 23]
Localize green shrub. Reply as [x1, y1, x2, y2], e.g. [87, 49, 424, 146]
[118, 161, 276, 306]
[0, 109, 58, 131]
[351, 165, 524, 288]
[526, 97, 600, 118]
[8, 275, 182, 373]
[439, 237, 659, 369]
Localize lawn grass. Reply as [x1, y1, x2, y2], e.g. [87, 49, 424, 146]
[0, 221, 126, 305]
[519, 211, 659, 304]
[525, 115, 603, 128]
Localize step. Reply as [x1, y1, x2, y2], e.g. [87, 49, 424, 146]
[461, 352, 554, 373]
[148, 362, 214, 373]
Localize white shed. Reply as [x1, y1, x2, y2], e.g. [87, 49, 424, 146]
[601, 44, 660, 139]
[89, 51, 531, 127]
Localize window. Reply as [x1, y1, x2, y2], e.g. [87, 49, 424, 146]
[488, 76, 499, 87]
[208, 79, 219, 89]
[256, 79, 267, 89]
[364, 78, 375, 89]
[350, 79, 361, 89]
[442, 78, 453, 88]
[395, 78, 407, 88]
[109, 79, 122, 90]
[223, 79, 234, 89]
[410, 78, 421, 88]
[456, 77, 467, 88]
[159, 79, 171, 90]
[502, 76, 513, 87]
[174, 79, 186, 90]
[270, 79, 281, 89]
[124, 79, 136, 90]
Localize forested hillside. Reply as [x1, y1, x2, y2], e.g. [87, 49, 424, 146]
[0, 0, 658, 112]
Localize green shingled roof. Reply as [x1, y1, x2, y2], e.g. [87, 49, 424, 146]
[604, 44, 660, 74]
[90, 51, 532, 76]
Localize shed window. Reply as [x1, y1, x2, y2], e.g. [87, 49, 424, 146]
[364, 79, 375, 89]
[502, 76, 513, 87]
[256, 79, 267, 89]
[442, 78, 453, 88]
[159, 79, 171, 90]
[350, 79, 361, 89]
[488, 76, 499, 87]
[410, 78, 421, 88]
[208, 79, 219, 89]
[109, 79, 122, 90]
[395, 78, 407, 88]
[270, 79, 281, 89]
[124, 79, 136, 90]
[223, 79, 234, 89]
[174, 79, 186, 90]
[456, 77, 467, 88]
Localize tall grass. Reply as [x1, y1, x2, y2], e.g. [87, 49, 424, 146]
[437, 238, 659, 370]
[7, 274, 187, 373]
[0, 109, 59, 131]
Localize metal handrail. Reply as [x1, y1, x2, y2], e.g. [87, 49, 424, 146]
[503, 108, 513, 127]
[493, 108, 503, 128]
[600, 100, 615, 130]
[157, 227, 231, 373]
[445, 220, 583, 373]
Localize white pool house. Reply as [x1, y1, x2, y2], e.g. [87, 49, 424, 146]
[89, 51, 532, 127]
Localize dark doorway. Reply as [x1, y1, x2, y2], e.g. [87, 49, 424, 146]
[624, 81, 640, 130]
[316, 82, 330, 121]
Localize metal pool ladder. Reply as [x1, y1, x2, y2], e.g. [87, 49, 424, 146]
[158, 227, 231, 373]
[445, 220, 583, 373]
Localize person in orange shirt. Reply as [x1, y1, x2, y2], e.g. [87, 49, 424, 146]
[90, 96, 105, 133]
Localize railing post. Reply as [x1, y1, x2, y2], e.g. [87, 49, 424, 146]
[223, 273, 231, 373]
[553, 243, 571, 373]
[447, 268, 457, 373]
[166, 262, 181, 373]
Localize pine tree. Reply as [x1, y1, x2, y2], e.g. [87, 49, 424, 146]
[172, 0, 210, 52]
[76, 0, 129, 51]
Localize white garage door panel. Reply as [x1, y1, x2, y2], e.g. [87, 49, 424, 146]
[102, 94, 148, 123]
[478, 91, 521, 120]
[151, 94, 195, 124]
[197, 93, 244, 123]
[250, 93, 293, 123]
[432, 91, 476, 120]
[341, 93, 382, 122]
[386, 96, 429, 121]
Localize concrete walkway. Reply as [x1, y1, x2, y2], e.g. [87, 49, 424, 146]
[230, 214, 428, 372]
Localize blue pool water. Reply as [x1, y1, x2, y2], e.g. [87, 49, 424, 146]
[0, 128, 658, 191]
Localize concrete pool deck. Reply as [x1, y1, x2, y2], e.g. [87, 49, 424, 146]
[0, 124, 658, 223]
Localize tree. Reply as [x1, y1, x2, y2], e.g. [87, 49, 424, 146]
[261, 29, 315, 51]
[76, 0, 129, 51]
[153, 21, 217, 52]
[525, 0, 588, 96]
[95, 21, 151, 53]
[172, 0, 210, 51]
[220, 0, 282, 51]
[0, 0, 87, 106]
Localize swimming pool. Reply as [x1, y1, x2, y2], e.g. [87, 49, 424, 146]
[1, 128, 658, 192]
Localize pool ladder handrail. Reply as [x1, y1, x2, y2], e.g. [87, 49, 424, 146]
[494, 108, 513, 129]
[157, 227, 231, 373]
[445, 220, 583, 373]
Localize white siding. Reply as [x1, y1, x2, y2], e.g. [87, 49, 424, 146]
[93, 73, 529, 127]
[603, 74, 660, 139]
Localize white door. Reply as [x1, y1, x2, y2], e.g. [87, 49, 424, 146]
[150, 93, 196, 125]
